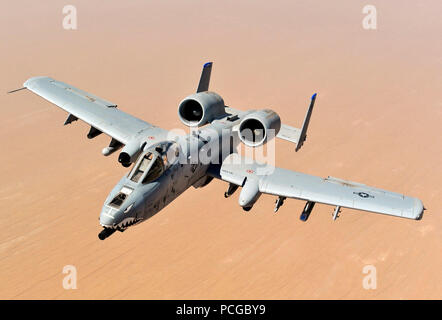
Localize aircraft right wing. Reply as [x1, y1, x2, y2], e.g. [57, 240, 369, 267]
[209, 153, 424, 220]
[21, 76, 168, 145]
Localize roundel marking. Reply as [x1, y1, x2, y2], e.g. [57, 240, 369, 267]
[355, 192, 372, 198]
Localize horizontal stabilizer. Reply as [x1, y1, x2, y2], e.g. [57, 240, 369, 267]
[277, 124, 302, 144]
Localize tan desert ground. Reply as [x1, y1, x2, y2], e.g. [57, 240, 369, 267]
[1, 0, 441, 299]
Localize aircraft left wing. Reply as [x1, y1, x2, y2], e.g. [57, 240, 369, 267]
[21, 76, 166, 145]
[209, 154, 424, 220]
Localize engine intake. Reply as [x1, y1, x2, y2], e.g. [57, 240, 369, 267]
[238, 109, 281, 147]
[178, 92, 226, 127]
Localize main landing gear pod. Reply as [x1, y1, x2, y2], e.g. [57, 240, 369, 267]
[238, 179, 261, 212]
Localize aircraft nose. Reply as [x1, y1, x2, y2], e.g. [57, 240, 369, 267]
[99, 209, 115, 227]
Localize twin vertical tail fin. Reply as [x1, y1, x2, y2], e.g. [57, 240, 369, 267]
[196, 62, 213, 93]
[295, 93, 317, 151]
[276, 93, 318, 152]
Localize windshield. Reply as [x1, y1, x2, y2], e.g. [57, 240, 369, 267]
[128, 151, 165, 184]
[142, 156, 164, 184]
[108, 186, 133, 209]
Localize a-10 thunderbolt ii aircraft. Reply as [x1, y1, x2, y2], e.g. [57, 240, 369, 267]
[11, 62, 424, 240]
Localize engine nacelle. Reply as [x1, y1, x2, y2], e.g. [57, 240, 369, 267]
[118, 140, 143, 167]
[178, 92, 226, 127]
[238, 109, 281, 147]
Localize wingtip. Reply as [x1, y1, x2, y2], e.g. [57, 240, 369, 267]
[311, 93, 317, 100]
[413, 198, 424, 220]
[203, 62, 213, 68]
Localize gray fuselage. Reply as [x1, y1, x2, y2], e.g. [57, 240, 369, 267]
[99, 115, 243, 231]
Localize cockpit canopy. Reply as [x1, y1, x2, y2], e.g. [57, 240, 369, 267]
[127, 141, 180, 185]
[128, 151, 165, 184]
[106, 142, 179, 212]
